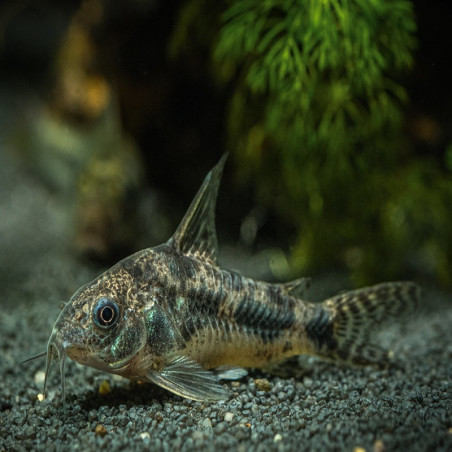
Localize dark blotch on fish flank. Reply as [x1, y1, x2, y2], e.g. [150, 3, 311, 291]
[179, 316, 215, 343]
[185, 284, 226, 318]
[365, 300, 378, 314]
[127, 264, 144, 280]
[407, 283, 418, 299]
[258, 328, 284, 344]
[227, 271, 243, 293]
[348, 302, 361, 315]
[375, 286, 389, 298]
[282, 341, 292, 353]
[269, 286, 296, 309]
[233, 296, 296, 342]
[178, 255, 197, 280]
[305, 307, 337, 351]
[179, 317, 198, 342]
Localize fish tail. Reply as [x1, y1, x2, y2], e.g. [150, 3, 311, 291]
[305, 282, 421, 365]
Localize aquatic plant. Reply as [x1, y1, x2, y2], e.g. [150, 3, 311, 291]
[171, 0, 452, 285]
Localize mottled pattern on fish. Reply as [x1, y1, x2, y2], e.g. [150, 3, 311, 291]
[123, 246, 313, 367]
[24, 154, 421, 402]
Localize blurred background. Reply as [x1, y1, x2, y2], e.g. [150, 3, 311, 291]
[0, 0, 451, 287]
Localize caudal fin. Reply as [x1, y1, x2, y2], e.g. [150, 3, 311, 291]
[305, 282, 421, 366]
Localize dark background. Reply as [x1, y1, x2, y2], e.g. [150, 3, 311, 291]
[1, 0, 451, 249]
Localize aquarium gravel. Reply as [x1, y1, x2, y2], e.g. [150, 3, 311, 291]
[0, 151, 451, 452]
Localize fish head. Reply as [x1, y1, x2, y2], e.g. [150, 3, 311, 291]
[44, 265, 147, 399]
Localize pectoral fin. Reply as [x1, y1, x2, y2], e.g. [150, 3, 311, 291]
[146, 355, 229, 401]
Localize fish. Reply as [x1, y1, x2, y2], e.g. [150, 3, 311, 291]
[24, 154, 421, 402]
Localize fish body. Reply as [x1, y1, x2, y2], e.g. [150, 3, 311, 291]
[33, 155, 421, 401]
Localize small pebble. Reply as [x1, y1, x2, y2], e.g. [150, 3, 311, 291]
[214, 422, 227, 434]
[140, 432, 151, 444]
[98, 380, 111, 395]
[255, 378, 272, 392]
[373, 439, 385, 452]
[192, 430, 204, 441]
[95, 424, 108, 437]
[224, 412, 234, 422]
[202, 418, 212, 429]
[34, 371, 45, 385]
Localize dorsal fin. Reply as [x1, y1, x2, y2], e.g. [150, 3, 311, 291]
[168, 154, 227, 265]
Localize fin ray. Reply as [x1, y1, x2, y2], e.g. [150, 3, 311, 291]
[168, 154, 227, 265]
[271, 277, 311, 299]
[308, 281, 421, 366]
[145, 355, 229, 401]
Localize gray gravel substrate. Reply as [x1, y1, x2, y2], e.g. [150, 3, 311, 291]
[0, 150, 451, 452]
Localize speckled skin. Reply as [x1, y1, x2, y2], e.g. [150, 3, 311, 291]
[39, 156, 421, 401]
[49, 245, 315, 377]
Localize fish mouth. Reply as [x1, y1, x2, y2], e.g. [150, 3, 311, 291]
[65, 345, 87, 362]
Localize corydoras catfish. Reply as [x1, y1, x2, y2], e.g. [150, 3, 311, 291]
[25, 155, 421, 402]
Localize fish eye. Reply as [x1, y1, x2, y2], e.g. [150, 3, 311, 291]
[93, 298, 119, 328]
